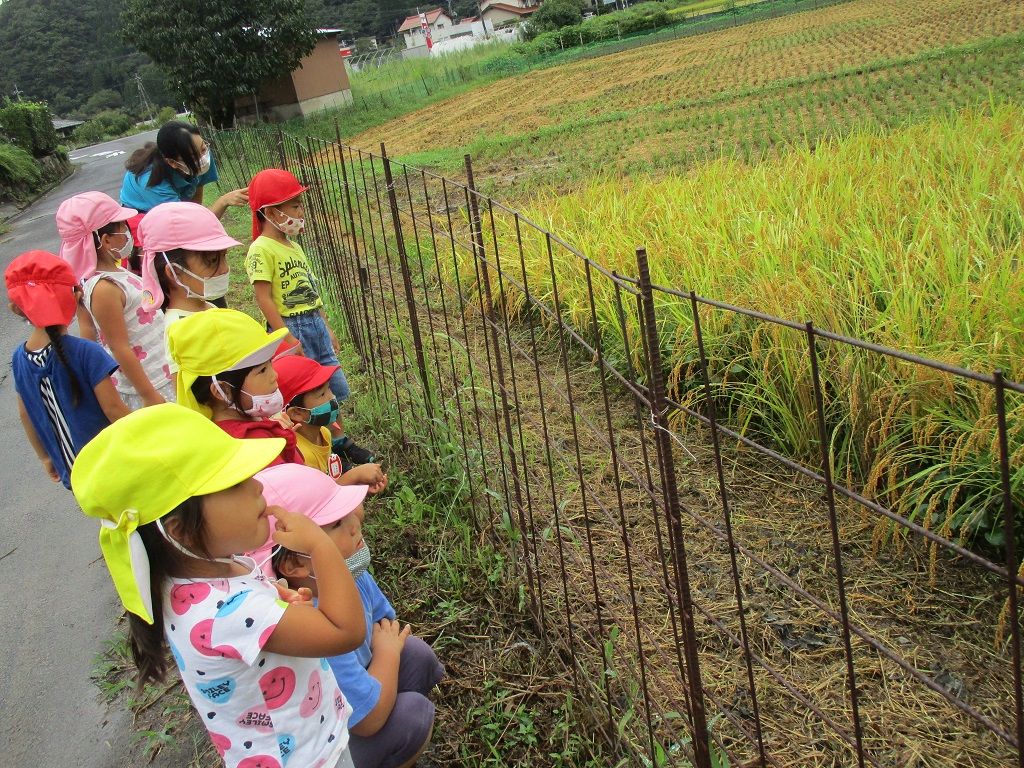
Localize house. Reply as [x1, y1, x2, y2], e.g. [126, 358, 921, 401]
[51, 118, 84, 138]
[397, 8, 454, 52]
[479, 0, 539, 28]
[234, 30, 352, 124]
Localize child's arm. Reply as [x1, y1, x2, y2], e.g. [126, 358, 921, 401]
[76, 305, 98, 342]
[88, 280, 165, 406]
[17, 396, 59, 483]
[263, 507, 365, 657]
[351, 618, 411, 737]
[253, 280, 303, 354]
[338, 463, 388, 494]
[94, 379, 131, 422]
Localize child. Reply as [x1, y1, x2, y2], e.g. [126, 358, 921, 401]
[168, 308, 386, 492]
[255, 463, 444, 768]
[139, 201, 240, 321]
[137, 201, 241, 371]
[71, 404, 364, 768]
[6, 251, 130, 488]
[56, 191, 175, 409]
[274, 355, 376, 480]
[245, 169, 350, 403]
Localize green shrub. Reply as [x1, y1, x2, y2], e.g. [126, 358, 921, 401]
[72, 109, 136, 145]
[0, 141, 42, 201]
[0, 101, 59, 157]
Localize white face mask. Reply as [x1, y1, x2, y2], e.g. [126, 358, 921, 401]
[198, 150, 211, 175]
[108, 230, 134, 261]
[266, 207, 305, 237]
[164, 253, 230, 301]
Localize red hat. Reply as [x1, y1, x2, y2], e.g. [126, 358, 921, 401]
[273, 354, 338, 406]
[4, 250, 79, 327]
[125, 213, 147, 249]
[248, 169, 307, 240]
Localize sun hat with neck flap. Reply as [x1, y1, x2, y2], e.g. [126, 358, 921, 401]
[4, 250, 80, 328]
[55, 191, 137, 281]
[166, 308, 288, 417]
[138, 201, 241, 308]
[71, 403, 285, 624]
[247, 168, 307, 240]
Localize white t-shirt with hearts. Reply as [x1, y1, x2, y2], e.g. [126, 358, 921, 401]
[164, 564, 352, 768]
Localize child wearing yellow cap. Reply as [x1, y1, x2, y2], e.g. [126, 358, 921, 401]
[168, 308, 386, 491]
[73, 404, 365, 768]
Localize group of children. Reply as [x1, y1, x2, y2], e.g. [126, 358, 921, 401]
[6, 157, 442, 768]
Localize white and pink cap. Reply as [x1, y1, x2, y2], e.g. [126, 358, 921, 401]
[139, 202, 241, 308]
[247, 462, 369, 577]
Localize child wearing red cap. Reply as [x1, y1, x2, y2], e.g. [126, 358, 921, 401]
[5, 251, 130, 488]
[274, 355, 380, 483]
[245, 169, 351, 404]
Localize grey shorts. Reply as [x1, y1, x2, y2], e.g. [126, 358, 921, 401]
[347, 636, 445, 768]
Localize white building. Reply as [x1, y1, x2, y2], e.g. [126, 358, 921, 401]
[397, 8, 455, 51]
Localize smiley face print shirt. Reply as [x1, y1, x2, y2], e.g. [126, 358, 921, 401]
[163, 567, 352, 768]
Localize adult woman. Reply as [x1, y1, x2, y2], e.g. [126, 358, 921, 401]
[119, 121, 247, 219]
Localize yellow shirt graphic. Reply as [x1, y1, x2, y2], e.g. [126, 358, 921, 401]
[245, 236, 323, 317]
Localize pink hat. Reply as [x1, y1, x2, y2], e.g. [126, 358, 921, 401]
[139, 202, 241, 308]
[247, 463, 369, 577]
[55, 192, 137, 281]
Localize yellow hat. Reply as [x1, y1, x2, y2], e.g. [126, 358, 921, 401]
[71, 403, 285, 624]
[166, 308, 288, 417]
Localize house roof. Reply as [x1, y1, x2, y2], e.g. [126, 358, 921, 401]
[397, 8, 449, 33]
[51, 118, 84, 130]
[481, 3, 538, 15]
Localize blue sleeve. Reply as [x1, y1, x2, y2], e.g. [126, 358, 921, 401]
[121, 168, 180, 210]
[71, 337, 119, 388]
[365, 575, 396, 622]
[327, 652, 381, 727]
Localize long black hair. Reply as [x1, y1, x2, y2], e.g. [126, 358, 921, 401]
[125, 122, 203, 188]
[45, 327, 83, 406]
[130, 496, 208, 687]
[192, 365, 255, 414]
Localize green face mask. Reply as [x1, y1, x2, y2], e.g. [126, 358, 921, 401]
[299, 398, 339, 428]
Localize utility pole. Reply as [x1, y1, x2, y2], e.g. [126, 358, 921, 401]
[134, 73, 155, 123]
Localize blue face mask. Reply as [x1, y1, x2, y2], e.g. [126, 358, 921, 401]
[299, 398, 339, 428]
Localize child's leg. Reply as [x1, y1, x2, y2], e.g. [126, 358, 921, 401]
[346, 692, 435, 768]
[396, 635, 445, 696]
[283, 312, 351, 401]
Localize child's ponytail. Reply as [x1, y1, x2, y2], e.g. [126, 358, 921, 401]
[45, 326, 83, 407]
[129, 497, 208, 688]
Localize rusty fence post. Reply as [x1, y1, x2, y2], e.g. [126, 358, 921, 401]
[379, 143, 435, 429]
[635, 247, 712, 768]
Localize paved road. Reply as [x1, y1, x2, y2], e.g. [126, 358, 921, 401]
[0, 130, 157, 768]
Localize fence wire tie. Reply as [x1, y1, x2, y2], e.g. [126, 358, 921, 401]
[648, 409, 697, 462]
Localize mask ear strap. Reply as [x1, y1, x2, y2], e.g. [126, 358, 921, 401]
[210, 375, 242, 413]
[155, 517, 237, 566]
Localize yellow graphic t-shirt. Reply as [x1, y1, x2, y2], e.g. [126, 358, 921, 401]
[245, 236, 323, 317]
[295, 426, 343, 479]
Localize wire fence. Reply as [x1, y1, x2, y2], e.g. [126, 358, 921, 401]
[210, 124, 1024, 768]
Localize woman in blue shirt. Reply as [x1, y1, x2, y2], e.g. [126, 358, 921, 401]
[120, 121, 247, 219]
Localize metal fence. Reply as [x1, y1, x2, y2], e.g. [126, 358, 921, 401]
[210, 125, 1024, 768]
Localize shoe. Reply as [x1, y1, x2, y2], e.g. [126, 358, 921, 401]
[332, 436, 376, 465]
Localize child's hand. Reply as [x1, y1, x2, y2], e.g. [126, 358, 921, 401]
[271, 411, 300, 431]
[270, 506, 330, 555]
[273, 578, 313, 605]
[341, 463, 387, 494]
[41, 457, 59, 483]
[370, 618, 411, 656]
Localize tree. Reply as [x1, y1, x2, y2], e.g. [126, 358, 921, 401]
[121, 0, 320, 127]
[527, 0, 586, 34]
